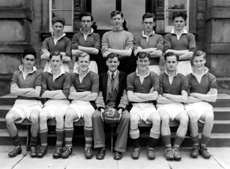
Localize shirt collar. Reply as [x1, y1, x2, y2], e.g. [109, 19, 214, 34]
[51, 32, 66, 40]
[192, 67, 209, 76]
[112, 27, 124, 32]
[108, 70, 118, 78]
[135, 68, 150, 78]
[165, 69, 179, 76]
[80, 28, 94, 35]
[142, 30, 155, 38]
[47, 66, 65, 76]
[19, 65, 37, 73]
[74, 67, 90, 75]
[171, 29, 188, 35]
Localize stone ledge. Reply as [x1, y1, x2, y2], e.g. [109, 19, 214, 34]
[0, 8, 32, 20]
[206, 7, 230, 20]
[0, 42, 31, 53]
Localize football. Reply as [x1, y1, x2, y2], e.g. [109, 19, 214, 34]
[103, 108, 120, 125]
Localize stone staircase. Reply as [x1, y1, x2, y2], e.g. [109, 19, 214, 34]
[0, 94, 230, 147]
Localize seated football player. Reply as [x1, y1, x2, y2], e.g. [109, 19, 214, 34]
[62, 52, 99, 159]
[157, 52, 189, 161]
[38, 52, 71, 158]
[127, 52, 160, 160]
[185, 50, 217, 159]
[93, 53, 129, 160]
[5, 48, 42, 158]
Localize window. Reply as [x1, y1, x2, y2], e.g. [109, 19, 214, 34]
[165, 0, 189, 32]
[49, 0, 74, 32]
[92, 0, 116, 30]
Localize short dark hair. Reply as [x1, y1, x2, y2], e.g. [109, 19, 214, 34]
[49, 51, 63, 60]
[111, 10, 123, 18]
[193, 50, 206, 60]
[137, 52, 150, 60]
[172, 12, 187, 21]
[142, 13, 155, 22]
[22, 47, 37, 59]
[80, 11, 94, 22]
[164, 52, 179, 61]
[106, 53, 119, 61]
[51, 16, 66, 26]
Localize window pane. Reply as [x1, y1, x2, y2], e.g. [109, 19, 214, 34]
[92, 0, 116, 29]
[52, 11, 72, 26]
[52, 0, 72, 10]
[122, 0, 145, 36]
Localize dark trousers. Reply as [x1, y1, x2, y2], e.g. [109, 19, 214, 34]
[93, 109, 130, 153]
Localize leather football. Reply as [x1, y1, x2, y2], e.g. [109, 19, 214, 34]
[103, 108, 120, 125]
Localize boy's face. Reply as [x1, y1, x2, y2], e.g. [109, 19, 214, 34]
[193, 55, 206, 71]
[106, 57, 120, 72]
[52, 22, 64, 36]
[165, 55, 178, 72]
[22, 54, 35, 70]
[50, 55, 62, 71]
[78, 54, 90, 72]
[137, 56, 150, 71]
[173, 16, 186, 31]
[142, 17, 155, 33]
[111, 14, 124, 30]
[81, 16, 93, 32]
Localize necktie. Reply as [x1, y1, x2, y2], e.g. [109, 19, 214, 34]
[111, 72, 115, 81]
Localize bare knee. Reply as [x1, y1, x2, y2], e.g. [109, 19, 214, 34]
[5, 111, 18, 124]
[30, 110, 39, 124]
[159, 111, 169, 124]
[130, 114, 139, 129]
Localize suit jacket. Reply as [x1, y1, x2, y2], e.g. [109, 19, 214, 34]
[96, 71, 128, 110]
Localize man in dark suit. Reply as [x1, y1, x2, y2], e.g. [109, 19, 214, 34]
[92, 53, 130, 160]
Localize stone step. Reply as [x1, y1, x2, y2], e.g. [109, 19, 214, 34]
[0, 129, 229, 147]
[210, 94, 230, 107]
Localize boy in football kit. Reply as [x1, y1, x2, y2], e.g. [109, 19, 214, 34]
[93, 53, 130, 160]
[62, 52, 99, 159]
[134, 13, 163, 75]
[5, 48, 42, 157]
[185, 51, 217, 159]
[127, 52, 160, 160]
[164, 12, 196, 76]
[37, 52, 71, 158]
[101, 10, 134, 74]
[71, 11, 100, 74]
[157, 52, 189, 161]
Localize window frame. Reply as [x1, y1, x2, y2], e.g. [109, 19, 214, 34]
[49, 0, 74, 32]
[164, 0, 190, 32]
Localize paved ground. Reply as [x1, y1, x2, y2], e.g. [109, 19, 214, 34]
[0, 146, 229, 169]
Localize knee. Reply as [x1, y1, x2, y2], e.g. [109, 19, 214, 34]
[5, 112, 14, 123]
[204, 112, 214, 123]
[56, 114, 65, 124]
[84, 110, 93, 120]
[187, 111, 198, 122]
[130, 115, 139, 128]
[92, 110, 100, 120]
[152, 115, 161, 126]
[159, 112, 169, 124]
[179, 114, 189, 127]
[121, 111, 130, 121]
[65, 110, 75, 123]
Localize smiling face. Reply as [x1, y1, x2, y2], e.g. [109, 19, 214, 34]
[52, 22, 64, 36]
[111, 14, 124, 30]
[106, 56, 120, 72]
[137, 56, 150, 71]
[22, 54, 35, 70]
[142, 17, 155, 33]
[81, 16, 93, 32]
[193, 55, 206, 71]
[173, 16, 186, 31]
[78, 54, 90, 72]
[50, 54, 62, 72]
[165, 55, 178, 72]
